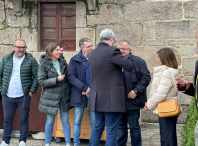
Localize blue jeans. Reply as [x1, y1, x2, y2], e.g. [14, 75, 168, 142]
[89, 112, 120, 146]
[117, 110, 141, 146]
[45, 99, 71, 145]
[73, 106, 95, 146]
[2, 94, 31, 144]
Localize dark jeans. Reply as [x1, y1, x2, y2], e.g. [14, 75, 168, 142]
[117, 110, 141, 146]
[159, 116, 178, 146]
[2, 94, 31, 144]
[89, 112, 120, 146]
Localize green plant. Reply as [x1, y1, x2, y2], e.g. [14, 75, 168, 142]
[182, 97, 198, 146]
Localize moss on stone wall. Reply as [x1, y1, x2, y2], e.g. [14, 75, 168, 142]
[87, 24, 98, 29]
[14, 14, 23, 17]
[22, 0, 37, 16]
[96, 0, 99, 11]
[182, 97, 198, 146]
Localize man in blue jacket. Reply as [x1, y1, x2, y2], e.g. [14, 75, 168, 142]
[117, 40, 151, 146]
[68, 38, 94, 146]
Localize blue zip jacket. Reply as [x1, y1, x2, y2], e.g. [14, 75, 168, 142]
[78, 51, 90, 87]
[125, 53, 151, 110]
[68, 52, 88, 107]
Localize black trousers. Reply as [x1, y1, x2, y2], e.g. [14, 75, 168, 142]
[159, 116, 178, 146]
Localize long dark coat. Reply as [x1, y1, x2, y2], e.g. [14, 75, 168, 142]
[38, 55, 71, 116]
[87, 42, 134, 113]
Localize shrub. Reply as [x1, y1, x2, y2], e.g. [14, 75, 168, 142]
[182, 97, 198, 146]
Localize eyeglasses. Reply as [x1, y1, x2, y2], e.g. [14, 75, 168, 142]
[85, 45, 93, 49]
[15, 46, 27, 49]
[119, 48, 130, 51]
[113, 38, 116, 43]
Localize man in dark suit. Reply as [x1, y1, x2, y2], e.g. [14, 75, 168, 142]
[87, 28, 134, 146]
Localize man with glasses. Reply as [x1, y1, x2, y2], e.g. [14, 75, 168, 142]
[117, 40, 151, 146]
[0, 39, 39, 146]
[58, 44, 64, 57]
[87, 29, 134, 146]
[68, 38, 94, 146]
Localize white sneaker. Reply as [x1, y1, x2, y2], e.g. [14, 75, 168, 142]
[0, 141, 9, 146]
[45, 144, 50, 146]
[19, 141, 26, 146]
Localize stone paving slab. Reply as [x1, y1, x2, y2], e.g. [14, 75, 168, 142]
[0, 122, 184, 146]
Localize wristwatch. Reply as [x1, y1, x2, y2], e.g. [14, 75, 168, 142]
[134, 90, 138, 95]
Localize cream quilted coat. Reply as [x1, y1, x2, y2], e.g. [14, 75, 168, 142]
[147, 65, 179, 114]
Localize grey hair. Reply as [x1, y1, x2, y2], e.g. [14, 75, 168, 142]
[13, 39, 26, 46]
[100, 28, 115, 41]
[79, 38, 91, 48]
[118, 40, 132, 49]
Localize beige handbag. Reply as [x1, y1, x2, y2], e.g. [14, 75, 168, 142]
[157, 68, 181, 118]
[158, 100, 181, 118]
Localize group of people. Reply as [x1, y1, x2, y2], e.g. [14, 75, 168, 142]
[0, 28, 197, 146]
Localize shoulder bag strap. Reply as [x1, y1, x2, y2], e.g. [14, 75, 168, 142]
[167, 68, 178, 97]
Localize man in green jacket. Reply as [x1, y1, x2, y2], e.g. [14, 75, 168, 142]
[0, 39, 39, 146]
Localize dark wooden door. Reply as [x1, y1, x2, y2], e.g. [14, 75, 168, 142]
[40, 3, 76, 51]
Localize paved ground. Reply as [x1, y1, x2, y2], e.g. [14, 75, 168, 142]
[0, 122, 183, 146]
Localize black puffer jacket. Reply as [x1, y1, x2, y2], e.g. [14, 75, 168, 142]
[38, 55, 71, 116]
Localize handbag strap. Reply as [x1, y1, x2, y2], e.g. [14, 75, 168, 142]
[167, 68, 175, 85]
[167, 68, 178, 96]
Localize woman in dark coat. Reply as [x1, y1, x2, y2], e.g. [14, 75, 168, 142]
[38, 42, 71, 146]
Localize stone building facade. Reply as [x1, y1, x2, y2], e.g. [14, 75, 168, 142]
[0, 0, 197, 123]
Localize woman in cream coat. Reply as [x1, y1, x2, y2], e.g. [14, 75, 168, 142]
[144, 48, 179, 146]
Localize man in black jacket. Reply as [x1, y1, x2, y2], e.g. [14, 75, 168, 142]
[88, 29, 134, 146]
[174, 30, 198, 145]
[175, 30, 198, 110]
[117, 40, 151, 146]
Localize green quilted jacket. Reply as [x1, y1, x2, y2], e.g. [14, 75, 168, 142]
[0, 51, 39, 95]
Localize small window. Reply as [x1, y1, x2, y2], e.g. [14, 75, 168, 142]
[40, 3, 76, 51]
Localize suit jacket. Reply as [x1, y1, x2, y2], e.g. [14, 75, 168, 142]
[87, 42, 134, 112]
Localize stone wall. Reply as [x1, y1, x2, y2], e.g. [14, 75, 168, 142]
[89, 0, 198, 123]
[0, 0, 198, 123]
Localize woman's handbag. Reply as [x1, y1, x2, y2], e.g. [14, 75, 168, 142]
[157, 68, 181, 118]
[158, 100, 181, 117]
